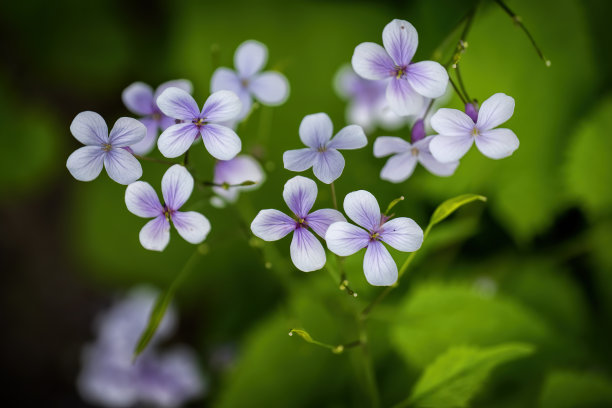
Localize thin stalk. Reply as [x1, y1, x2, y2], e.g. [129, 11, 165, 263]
[357, 319, 380, 408]
[455, 64, 471, 103]
[448, 77, 467, 104]
[330, 182, 338, 210]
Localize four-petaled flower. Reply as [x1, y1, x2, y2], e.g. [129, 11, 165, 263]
[250, 176, 345, 272]
[211, 40, 289, 121]
[212, 155, 265, 205]
[67, 111, 145, 185]
[326, 190, 423, 286]
[429, 93, 519, 162]
[125, 165, 211, 251]
[283, 113, 367, 184]
[156, 88, 242, 160]
[352, 19, 448, 116]
[122, 80, 193, 155]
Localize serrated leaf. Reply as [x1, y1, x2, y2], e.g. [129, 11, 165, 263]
[429, 194, 487, 227]
[539, 370, 612, 408]
[401, 343, 534, 408]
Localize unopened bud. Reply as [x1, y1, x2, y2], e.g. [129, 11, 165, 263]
[411, 119, 426, 143]
[465, 102, 479, 122]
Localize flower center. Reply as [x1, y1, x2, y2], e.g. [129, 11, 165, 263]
[471, 127, 480, 137]
[317, 145, 327, 152]
[411, 147, 419, 156]
[369, 231, 381, 241]
[152, 112, 162, 121]
[395, 65, 408, 79]
[296, 217, 308, 229]
[193, 118, 207, 127]
[241, 78, 249, 87]
[102, 143, 112, 152]
[163, 205, 174, 221]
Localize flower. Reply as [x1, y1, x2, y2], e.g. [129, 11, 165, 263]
[373, 120, 459, 183]
[67, 111, 145, 185]
[351, 19, 448, 116]
[211, 40, 289, 120]
[122, 80, 193, 155]
[156, 88, 242, 159]
[77, 287, 205, 408]
[283, 113, 367, 184]
[325, 190, 423, 286]
[250, 176, 345, 272]
[212, 155, 265, 205]
[429, 93, 519, 162]
[125, 164, 211, 251]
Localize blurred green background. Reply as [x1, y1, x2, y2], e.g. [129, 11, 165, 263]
[1, 0, 612, 406]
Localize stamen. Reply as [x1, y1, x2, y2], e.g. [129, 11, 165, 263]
[102, 143, 112, 152]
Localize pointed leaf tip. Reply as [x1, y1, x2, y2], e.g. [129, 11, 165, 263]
[430, 194, 487, 227]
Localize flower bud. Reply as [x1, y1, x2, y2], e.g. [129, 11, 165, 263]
[465, 102, 479, 122]
[411, 119, 426, 142]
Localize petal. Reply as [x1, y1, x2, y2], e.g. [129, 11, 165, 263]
[429, 134, 474, 163]
[235, 88, 253, 120]
[327, 125, 367, 150]
[66, 146, 105, 181]
[104, 148, 143, 185]
[108, 117, 146, 147]
[157, 123, 199, 158]
[351, 42, 395, 80]
[416, 137, 459, 176]
[380, 217, 423, 252]
[154, 79, 193, 101]
[250, 209, 295, 241]
[290, 228, 326, 272]
[430, 108, 474, 136]
[70, 111, 108, 145]
[201, 90, 242, 122]
[299, 113, 334, 148]
[343, 190, 381, 231]
[156, 87, 199, 120]
[162, 164, 193, 210]
[210, 68, 243, 94]
[283, 148, 317, 172]
[234, 40, 268, 78]
[172, 211, 211, 244]
[382, 19, 418, 66]
[200, 123, 241, 160]
[249, 71, 289, 105]
[139, 215, 171, 251]
[363, 241, 398, 286]
[406, 61, 449, 98]
[386, 78, 425, 116]
[283, 175, 317, 218]
[121, 82, 154, 115]
[213, 154, 265, 201]
[373, 136, 411, 157]
[129, 118, 159, 155]
[380, 152, 418, 183]
[125, 181, 162, 218]
[476, 93, 515, 131]
[306, 209, 346, 238]
[325, 222, 370, 256]
[475, 128, 520, 159]
[313, 149, 345, 184]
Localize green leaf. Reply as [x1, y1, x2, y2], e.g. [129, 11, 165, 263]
[402, 343, 534, 408]
[539, 370, 612, 408]
[288, 329, 345, 353]
[429, 194, 487, 228]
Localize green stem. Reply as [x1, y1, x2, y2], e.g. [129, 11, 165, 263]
[455, 64, 471, 103]
[358, 319, 380, 408]
[448, 77, 467, 104]
[330, 182, 338, 210]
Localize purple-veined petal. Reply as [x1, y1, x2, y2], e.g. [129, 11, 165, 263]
[157, 123, 199, 158]
[162, 165, 193, 210]
[249, 71, 289, 105]
[213, 154, 264, 202]
[313, 149, 345, 184]
[210, 68, 243, 94]
[382, 19, 418, 66]
[283, 175, 317, 218]
[129, 118, 159, 155]
[125, 181, 162, 218]
[406, 61, 448, 98]
[476, 93, 515, 131]
[66, 146, 105, 181]
[306, 209, 346, 238]
[380, 217, 423, 252]
[380, 152, 418, 183]
[200, 123, 241, 160]
[70, 111, 109, 145]
[364, 241, 398, 286]
[172, 211, 211, 244]
[283, 148, 317, 172]
[234, 40, 268, 78]
[235, 88, 253, 120]
[250, 209, 295, 241]
[386, 78, 425, 116]
[351, 42, 395, 80]
[122, 82, 154, 116]
[378, 103, 409, 130]
[325, 222, 370, 256]
[139, 215, 171, 251]
[201, 90, 242, 123]
[157, 88, 199, 120]
[475, 128, 519, 159]
[373, 136, 411, 157]
[154, 79, 193, 101]
[343, 190, 381, 231]
[290, 228, 326, 272]
[159, 115, 177, 131]
[299, 112, 334, 149]
[415, 137, 459, 176]
[429, 134, 474, 163]
[108, 117, 146, 147]
[430, 108, 474, 136]
[104, 148, 143, 185]
[327, 125, 367, 150]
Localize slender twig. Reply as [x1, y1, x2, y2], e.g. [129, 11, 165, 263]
[358, 318, 380, 408]
[197, 180, 257, 189]
[448, 77, 467, 104]
[455, 64, 471, 103]
[330, 182, 338, 210]
[133, 154, 177, 166]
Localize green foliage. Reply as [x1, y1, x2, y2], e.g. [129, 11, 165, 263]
[539, 370, 612, 408]
[429, 194, 487, 228]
